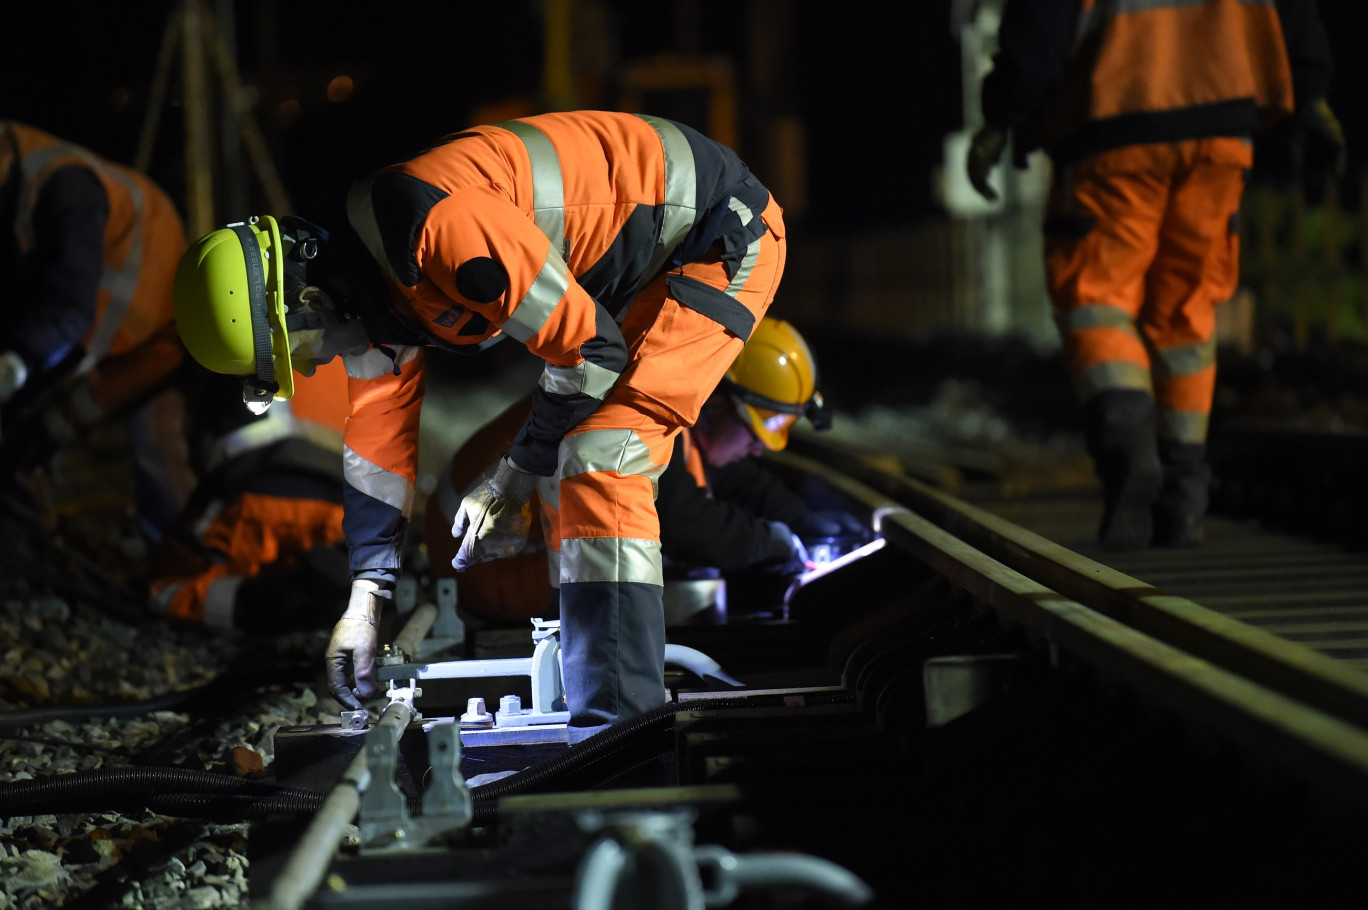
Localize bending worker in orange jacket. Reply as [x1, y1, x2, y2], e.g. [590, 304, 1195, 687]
[173, 111, 786, 740]
[966, 0, 1342, 549]
[0, 121, 194, 545]
[427, 317, 859, 623]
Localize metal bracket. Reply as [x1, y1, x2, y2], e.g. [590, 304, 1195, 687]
[378, 618, 569, 729]
[416, 576, 465, 659]
[358, 711, 473, 851]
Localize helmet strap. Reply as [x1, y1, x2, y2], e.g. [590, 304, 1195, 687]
[717, 376, 806, 417]
[228, 224, 277, 393]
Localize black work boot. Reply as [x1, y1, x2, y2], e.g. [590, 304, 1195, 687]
[1083, 390, 1162, 551]
[1152, 441, 1210, 548]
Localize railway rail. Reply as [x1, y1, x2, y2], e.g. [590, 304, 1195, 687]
[5, 429, 1368, 907]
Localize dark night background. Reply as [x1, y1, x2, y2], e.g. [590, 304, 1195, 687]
[0, 2, 971, 230]
[1, 1, 1364, 302]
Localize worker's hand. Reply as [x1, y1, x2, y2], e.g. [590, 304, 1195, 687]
[1295, 98, 1347, 199]
[0, 352, 27, 407]
[451, 455, 540, 571]
[797, 509, 869, 542]
[966, 125, 1009, 202]
[326, 579, 387, 710]
[762, 520, 813, 577]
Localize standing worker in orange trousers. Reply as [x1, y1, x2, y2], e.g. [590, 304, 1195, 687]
[966, 0, 1342, 549]
[0, 121, 195, 547]
[172, 111, 786, 741]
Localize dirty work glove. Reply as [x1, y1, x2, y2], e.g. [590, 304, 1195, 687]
[0, 352, 27, 407]
[797, 509, 869, 542]
[326, 579, 388, 710]
[451, 454, 540, 571]
[966, 124, 1009, 202]
[1294, 98, 1346, 199]
[761, 520, 812, 577]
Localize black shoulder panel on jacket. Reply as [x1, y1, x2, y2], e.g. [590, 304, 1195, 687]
[367, 172, 449, 288]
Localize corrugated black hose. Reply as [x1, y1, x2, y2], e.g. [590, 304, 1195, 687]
[0, 765, 325, 820]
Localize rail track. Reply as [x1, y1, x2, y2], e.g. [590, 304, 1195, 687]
[5, 428, 1368, 908]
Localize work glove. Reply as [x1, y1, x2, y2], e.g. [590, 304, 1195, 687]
[966, 124, 1009, 202]
[797, 509, 870, 542]
[1293, 98, 1347, 199]
[0, 352, 27, 407]
[326, 579, 388, 710]
[761, 520, 812, 577]
[451, 454, 540, 571]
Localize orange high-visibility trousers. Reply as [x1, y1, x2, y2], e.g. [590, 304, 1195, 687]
[1045, 137, 1250, 446]
[554, 195, 786, 738]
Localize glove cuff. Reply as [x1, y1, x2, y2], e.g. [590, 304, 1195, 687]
[343, 580, 383, 624]
[495, 454, 541, 499]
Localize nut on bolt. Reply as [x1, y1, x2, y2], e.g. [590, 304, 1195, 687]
[339, 709, 368, 730]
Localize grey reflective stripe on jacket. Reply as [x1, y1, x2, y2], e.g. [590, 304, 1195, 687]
[14, 142, 145, 370]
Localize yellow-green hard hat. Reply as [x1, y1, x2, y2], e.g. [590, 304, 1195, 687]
[173, 215, 295, 402]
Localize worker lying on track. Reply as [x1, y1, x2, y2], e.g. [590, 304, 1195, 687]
[0, 120, 196, 549]
[172, 110, 787, 742]
[426, 317, 865, 623]
[144, 363, 351, 636]
[965, 0, 1340, 549]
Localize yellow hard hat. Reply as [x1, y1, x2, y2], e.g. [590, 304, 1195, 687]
[720, 316, 824, 451]
[173, 215, 295, 404]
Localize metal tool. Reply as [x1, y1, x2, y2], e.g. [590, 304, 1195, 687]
[781, 536, 888, 618]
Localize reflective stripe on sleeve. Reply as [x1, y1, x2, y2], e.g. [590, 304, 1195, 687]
[344, 445, 415, 517]
[502, 246, 571, 343]
[539, 359, 620, 400]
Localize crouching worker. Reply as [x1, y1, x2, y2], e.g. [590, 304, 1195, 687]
[427, 317, 864, 623]
[144, 364, 351, 635]
[172, 111, 787, 741]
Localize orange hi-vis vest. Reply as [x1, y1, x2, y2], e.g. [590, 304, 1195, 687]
[1024, 0, 1295, 160]
[2, 121, 187, 365]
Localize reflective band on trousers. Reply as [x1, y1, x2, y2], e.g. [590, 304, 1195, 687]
[1077, 0, 1277, 40]
[1059, 303, 1140, 335]
[1076, 360, 1153, 400]
[559, 428, 666, 488]
[1158, 408, 1210, 445]
[15, 143, 145, 372]
[344, 445, 415, 517]
[1152, 337, 1216, 378]
[560, 537, 663, 586]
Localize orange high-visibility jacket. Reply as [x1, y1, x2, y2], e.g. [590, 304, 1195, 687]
[341, 111, 773, 582]
[982, 0, 1331, 164]
[0, 122, 187, 412]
